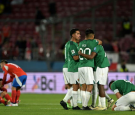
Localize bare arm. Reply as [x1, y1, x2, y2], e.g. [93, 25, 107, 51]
[78, 51, 96, 59]
[115, 92, 122, 99]
[95, 39, 102, 45]
[73, 55, 79, 61]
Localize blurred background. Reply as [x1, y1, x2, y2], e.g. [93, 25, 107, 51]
[0, 0, 135, 73]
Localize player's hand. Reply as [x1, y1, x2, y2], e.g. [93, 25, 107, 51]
[78, 50, 82, 55]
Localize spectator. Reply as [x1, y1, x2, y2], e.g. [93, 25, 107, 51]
[2, 22, 11, 45]
[120, 60, 128, 72]
[127, 45, 135, 63]
[121, 17, 132, 37]
[112, 40, 119, 52]
[35, 7, 47, 33]
[11, 0, 23, 5]
[102, 39, 114, 52]
[48, 0, 57, 18]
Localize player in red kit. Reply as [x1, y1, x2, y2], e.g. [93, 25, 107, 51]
[0, 60, 27, 106]
[0, 79, 12, 105]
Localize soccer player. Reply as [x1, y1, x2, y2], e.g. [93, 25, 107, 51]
[78, 29, 102, 110]
[109, 80, 135, 111]
[60, 38, 73, 110]
[0, 79, 12, 105]
[0, 60, 27, 106]
[68, 28, 81, 110]
[79, 44, 110, 110]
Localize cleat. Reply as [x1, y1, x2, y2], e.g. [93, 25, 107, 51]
[89, 105, 97, 110]
[5, 100, 11, 106]
[60, 100, 68, 110]
[66, 103, 73, 109]
[72, 106, 81, 110]
[130, 104, 135, 111]
[82, 106, 92, 110]
[95, 107, 107, 110]
[6, 103, 18, 106]
[16, 100, 21, 104]
[107, 99, 114, 108]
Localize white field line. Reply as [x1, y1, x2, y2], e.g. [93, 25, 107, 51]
[21, 103, 60, 105]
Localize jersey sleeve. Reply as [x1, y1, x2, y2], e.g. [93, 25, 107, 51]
[92, 45, 99, 53]
[2, 66, 8, 85]
[70, 44, 78, 56]
[93, 39, 99, 46]
[0, 87, 7, 92]
[111, 82, 119, 94]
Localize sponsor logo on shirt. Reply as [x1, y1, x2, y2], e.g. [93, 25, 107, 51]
[82, 44, 86, 47]
[71, 50, 75, 54]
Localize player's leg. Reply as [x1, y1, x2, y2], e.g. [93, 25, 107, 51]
[95, 67, 108, 110]
[113, 92, 135, 111]
[60, 68, 73, 109]
[16, 87, 21, 103]
[77, 85, 82, 104]
[91, 71, 98, 109]
[105, 92, 114, 108]
[1, 91, 12, 102]
[83, 67, 94, 110]
[78, 67, 86, 108]
[0, 92, 10, 105]
[72, 72, 80, 110]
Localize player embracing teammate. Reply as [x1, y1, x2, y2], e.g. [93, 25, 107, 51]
[60, 28, 114, 110]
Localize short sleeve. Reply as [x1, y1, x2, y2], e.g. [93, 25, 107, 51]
[111, 82, 119, 94]
[70, 44, 78, 56]
[93, 45, 99, 53]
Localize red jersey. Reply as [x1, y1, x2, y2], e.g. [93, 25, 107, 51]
[2, 63, 27, 85]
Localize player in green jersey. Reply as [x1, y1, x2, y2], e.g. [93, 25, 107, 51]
[109, 80, 135, 111]
[60, 41, 73, 110]
[78, 36, 110, 110]
[78, 29, 102, 110]
[60, 29, 81, 110]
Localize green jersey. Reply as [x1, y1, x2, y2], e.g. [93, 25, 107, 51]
[78, 39, 99, 68]
[68, 41, 79, 72]
[111, 80, 135, 95]
[93, 45, 110, 68]
[63, 41, 70, 68]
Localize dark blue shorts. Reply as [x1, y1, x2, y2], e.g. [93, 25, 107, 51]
[12, 75, 27, 87]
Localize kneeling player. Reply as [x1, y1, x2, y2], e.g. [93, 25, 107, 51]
[0, 60, 27, 106]
[0, 79, 12, 105]
[109, 80, 135, 111]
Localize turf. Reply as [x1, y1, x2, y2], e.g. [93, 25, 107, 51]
[0, 94, 134, 115]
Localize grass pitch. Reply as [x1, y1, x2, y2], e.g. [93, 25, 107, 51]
[0, 94, 134, 115]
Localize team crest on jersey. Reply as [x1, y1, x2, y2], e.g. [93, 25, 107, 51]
[71, 50, 75, 54]
[82, 44, 86, 47]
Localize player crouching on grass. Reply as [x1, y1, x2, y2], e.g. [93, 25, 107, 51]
[0, 79, 12, 105]
[109, 80, 135, 111]
[0, 60, 27, 106]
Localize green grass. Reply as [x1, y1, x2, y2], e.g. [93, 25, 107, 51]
[0, 94, 134, 115]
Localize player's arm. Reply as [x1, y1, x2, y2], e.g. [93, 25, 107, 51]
[0, 87, 7, 92]
[70, 43, 79, 61]
[115, 92, 122, 99]
[1, 71, 8, 86]
[78, 51, 96, 59]
[111, 84, 122, 99]
[5, 76, 14, 84]
[95, 39, 102, 45]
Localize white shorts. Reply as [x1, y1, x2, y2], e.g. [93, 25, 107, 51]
[95, 67, 108, 85]
[63, 68, 70, 84]
[78, 67, 94, 85]
[116, 92, 135, 107]
[68, 72, 78, 84]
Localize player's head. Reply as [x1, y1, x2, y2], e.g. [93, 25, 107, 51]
[85, 29, 94, 39]
[109, 80, 115, 90]
[70, 28, 81, 43]
[0, 60, 8, 68]
[0, 78, 3, 81]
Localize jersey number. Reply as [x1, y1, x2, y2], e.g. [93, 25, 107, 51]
[79, 48, 91, 60]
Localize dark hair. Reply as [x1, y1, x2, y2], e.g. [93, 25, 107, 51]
[0, 60, 8, 64]
[109, 80, 115, 88]
[85, 29, 94, 37]
[70, 28, 79, 37]
[0, 78, 3, 81]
